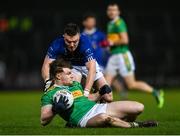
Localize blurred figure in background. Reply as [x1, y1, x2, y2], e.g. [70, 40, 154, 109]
[105, 3, 164, 108]
[82, 13, 126, 97]
[82, 13, 109, 70]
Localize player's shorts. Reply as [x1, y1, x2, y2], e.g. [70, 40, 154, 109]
[105, 51, 135, 77]
[72, 61, 103, 81]
[78, 103, 107, 127]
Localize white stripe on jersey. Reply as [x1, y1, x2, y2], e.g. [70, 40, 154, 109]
[88, 56, 94, 61]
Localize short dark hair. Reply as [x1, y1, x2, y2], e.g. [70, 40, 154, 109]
[83, 12, 96, 21]
[64, 23, 80, 36]
[49, 58, 72, 79]
[108, 2, 120, 10]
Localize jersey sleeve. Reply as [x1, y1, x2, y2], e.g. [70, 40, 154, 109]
[81, 36, 96, 63]
[47, 39, 61, 59]
[99, 31, 106, 41]
[41, 94, 53, 107]
[116, 18, 128, 33]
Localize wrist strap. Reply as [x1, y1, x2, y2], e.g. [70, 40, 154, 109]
[84, 89, 90, 97]
[45, 79, 51, 83]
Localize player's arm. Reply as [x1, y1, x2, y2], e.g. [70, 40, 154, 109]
[41, 55, 55, 82]
[109, 19, 129, 46]
[112, 32, 129, 45]
[84, 59, 96, 96]
[41, 40, 59, 91]
[40, 105, 55, 126]
[82, 36, 97, 96]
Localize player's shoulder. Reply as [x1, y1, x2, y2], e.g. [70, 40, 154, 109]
[72, 81, 83, 90]
[80, 34, 89, 42]
[115, 17, 126, 26]
[72, 81, 80, 86]
[50, 36, 65, 47]
[79, 34, 91, 48]
[96, 29, 105, 36]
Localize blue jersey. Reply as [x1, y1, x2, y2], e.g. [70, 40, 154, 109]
[47, 35, 95, 66]
[82, 29, 110, 68]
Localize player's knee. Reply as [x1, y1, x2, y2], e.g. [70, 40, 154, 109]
[98, 114, 111, 124]
[40, 117, 47, 126]
[99, 85, 113, 102]
[101, 93, 113, 102]
[127, 82, 136, 90]
[99, 85, 112, 95]
[134, 102, 144, 114]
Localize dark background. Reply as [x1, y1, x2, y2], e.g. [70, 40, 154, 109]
[0, 0, 179, 89]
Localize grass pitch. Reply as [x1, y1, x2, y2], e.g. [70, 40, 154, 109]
[0, 89, 180, 135]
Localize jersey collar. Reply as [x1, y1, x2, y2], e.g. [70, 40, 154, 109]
[110, 16, 120, 24]
[83, 28, 97, 35]
[54, 84, 70, 89]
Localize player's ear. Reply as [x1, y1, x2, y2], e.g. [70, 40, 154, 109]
[56, 73, 61, 80]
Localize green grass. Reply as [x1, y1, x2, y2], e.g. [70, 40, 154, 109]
[0, 89, 180, 135]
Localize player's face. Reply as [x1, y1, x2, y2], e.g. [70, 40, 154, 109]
[107, 5, 120, 20]
[64, 33, 80, 52]
[57, 68, 74, 86]
[83, 17, 96, 30]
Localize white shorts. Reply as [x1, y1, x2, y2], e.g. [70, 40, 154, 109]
[72, 62, 103, 81]
[78, 103, 107, 127]
[105, 51, 135, 77]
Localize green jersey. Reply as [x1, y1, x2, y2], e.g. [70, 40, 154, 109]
[41, 81, 96, 126]
[107, 17, 129, 54]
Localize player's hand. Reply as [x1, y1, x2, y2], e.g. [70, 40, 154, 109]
[84, 89, 90, 97]
[100, 40, 110, 47]
[88, 93, 100, 102]
[107, 40, 114, 46]
[52, 95, 69, 114]
[44, 79, 52, 92]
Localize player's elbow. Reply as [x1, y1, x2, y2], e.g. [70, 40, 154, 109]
[41, 62, 49, 80]
[40, 119, 47, 126]
[87, 60, 96, 72]
[40, 116, 50, 126]
[40, 111, 52, 126]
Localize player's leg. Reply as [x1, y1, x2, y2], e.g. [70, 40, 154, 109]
[105, 73, 114, 85]
[88, 61, 113, 102]
[106, 101, 144, 122]
[84, 103, 131, 128]
[95, 76, 113, 102]
[82, 103, 157, 128]
[118, 51, 152, 92]
[119, 51, 164, 108]
[104, 55, 117, 86]
[86, 113, 158, 128]
[86, 113, 131, 128]
[95, 55, 121, 102]
[112, 76, 128, 99]
[111, 77, 124, 92]
[124, 73, 153, 93]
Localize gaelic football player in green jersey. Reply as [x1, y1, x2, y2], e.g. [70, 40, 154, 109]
[40, 59, 158, 128]
[105, 3, 164, 108]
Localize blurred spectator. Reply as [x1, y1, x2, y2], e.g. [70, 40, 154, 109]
[82, 12, 110, 69]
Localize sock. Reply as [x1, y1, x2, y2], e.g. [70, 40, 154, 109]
[130, 122, 139, 128]
[152, 88, 158, 97]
